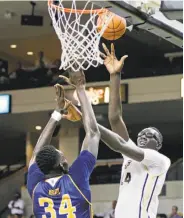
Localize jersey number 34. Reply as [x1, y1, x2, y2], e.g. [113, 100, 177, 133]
[39, 194, 76, 218]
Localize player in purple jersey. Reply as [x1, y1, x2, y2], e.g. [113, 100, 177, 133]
[27, 70, 100, 218]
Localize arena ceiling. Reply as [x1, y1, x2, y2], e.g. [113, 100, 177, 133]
[0, 1, 182, 67]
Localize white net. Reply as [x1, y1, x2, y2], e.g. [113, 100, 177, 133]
[48, 0, 112, 72]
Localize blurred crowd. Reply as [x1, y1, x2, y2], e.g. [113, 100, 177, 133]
[0, 52, 182, 92]
[0, 52, 68, 91]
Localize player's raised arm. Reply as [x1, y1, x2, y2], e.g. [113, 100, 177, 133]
[101, 43, 129, 141]
[59, 75, 143, 161]
[63, 101, 144, 161]
[67, 69, 100, 159]
[28, 84, 67, 168]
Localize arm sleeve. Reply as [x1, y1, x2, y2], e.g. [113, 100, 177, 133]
[141, 149, 171, 176]
[27, 163, 45, 197]
[8, 201, 13, 209]
[69, 150, 96, 186]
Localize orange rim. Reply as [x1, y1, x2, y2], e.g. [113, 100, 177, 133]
[48, 0, 108, 14]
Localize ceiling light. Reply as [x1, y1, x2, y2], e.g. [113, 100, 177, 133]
[35, 126, 42, 130]
[27, 51, 34, 56]
[10, 44, 17, 48]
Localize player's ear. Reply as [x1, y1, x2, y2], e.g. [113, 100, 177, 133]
[63, 162, 69, 173]
[59, 162, 68, 174]
[156, 143, 162, 151]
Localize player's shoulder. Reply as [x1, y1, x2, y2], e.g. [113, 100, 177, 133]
[148, 149, 171, 164]
[161, 153, 171, 169]
[27, 163, 45, 197]
[28, 162, 41, 174]
[70, 150, 96, 169]
[68, 150, 96, 186]
[159, 152, 171, 163]
[144, 148, 171, 171]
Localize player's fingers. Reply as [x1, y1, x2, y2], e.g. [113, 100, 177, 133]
[62, 114, 69, 119]
[111, 43, 115, 57]
[64, 100, 72, 110]
[59, 75, 70, 84]
[102, 43, 110, 56]
[58, 85, 61, 97]
[120, 55, 128, 64]
[58, 85, 65, 99]
[59, 75, 70, 83]
[54, 84, 59, 97]
[59, 75, 75, 88]
[100, 52, 107, 59]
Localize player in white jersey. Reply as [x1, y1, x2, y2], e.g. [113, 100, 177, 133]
[100, 43, 171, 218]
[60, 43, 170, 218]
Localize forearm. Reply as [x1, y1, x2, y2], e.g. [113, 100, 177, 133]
[109, 73, 122, 120]
[76, 85, 100, 158]
[108, 73, 129, 141]
[97, 124, 144, 161]
[76, 86, 99, 135]
[77, 105, 124, 152]
[33, 119, 57, 155]
[77, 108, 142, 161]
[33, 108, 62, 156]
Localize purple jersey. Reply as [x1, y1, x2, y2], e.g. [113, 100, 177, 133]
[27, 150, 96, 218]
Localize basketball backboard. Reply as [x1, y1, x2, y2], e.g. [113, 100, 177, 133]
[160, 0, 183, 20]
[94, 0, 183, 48]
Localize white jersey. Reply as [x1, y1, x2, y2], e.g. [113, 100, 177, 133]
[115, 139, 171, 218]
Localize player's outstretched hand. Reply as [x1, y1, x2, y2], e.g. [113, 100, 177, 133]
[59, 68, 86, 88]
[54, 83, 67, 112]
[101, 43, 128, 74]
[54, 83, 81, 122]
[64, 99, 82, 122]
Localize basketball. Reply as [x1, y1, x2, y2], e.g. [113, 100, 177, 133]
[97, 12, 126, 41]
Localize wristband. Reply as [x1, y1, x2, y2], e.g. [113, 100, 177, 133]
[51, 110, 62, 121]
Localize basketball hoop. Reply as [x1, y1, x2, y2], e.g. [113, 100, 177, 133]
[48, 0, 112, 72]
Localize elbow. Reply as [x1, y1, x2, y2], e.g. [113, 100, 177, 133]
[108, 113, 121, 125]
[86, 129, 101, 140]
[92, 129, 101, 140]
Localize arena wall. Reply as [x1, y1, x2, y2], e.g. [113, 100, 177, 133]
[0, 74, 182, 114]
[91, 181, 183, 215]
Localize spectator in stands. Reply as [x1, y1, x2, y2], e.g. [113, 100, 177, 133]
[9, 62, 23, 89]
[8, 192, 24, 218]
[104, 200, 117, 218]
[169, 206, 183, 218]
[30, 51, 49, 87]
[0, 60, 9, 90]
[35, 51, 51, 68]
[11, 52, 50, 89]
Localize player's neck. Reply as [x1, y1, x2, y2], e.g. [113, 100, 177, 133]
[45, 171, 65, 179]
